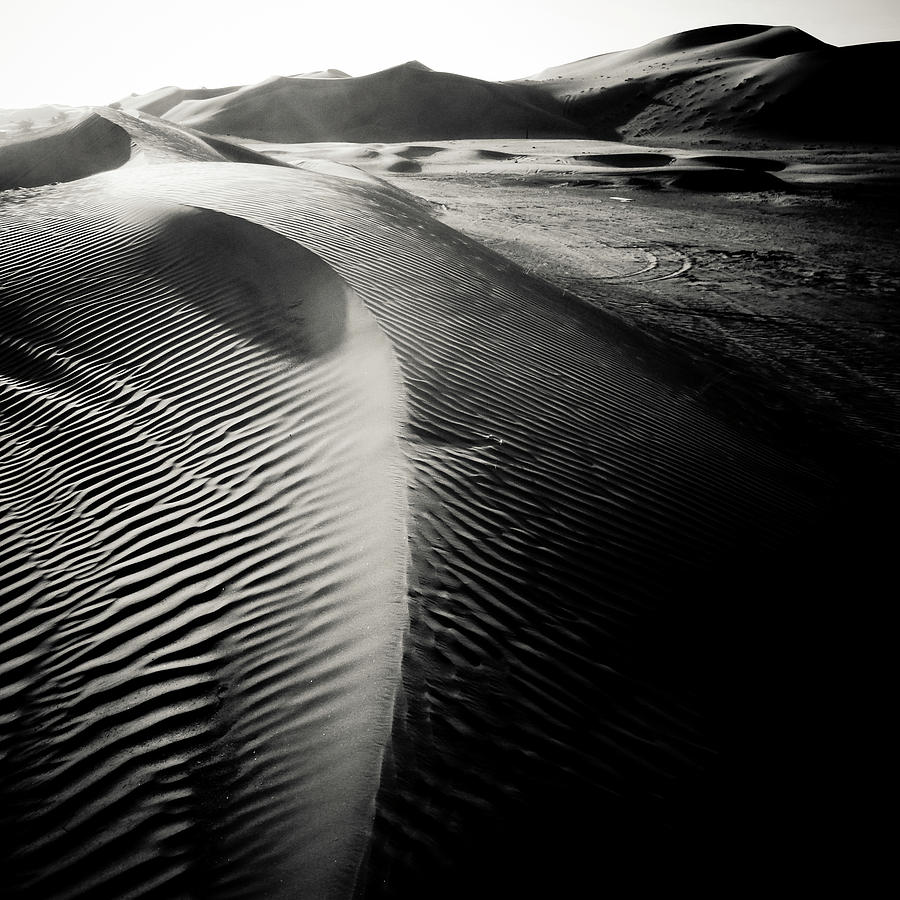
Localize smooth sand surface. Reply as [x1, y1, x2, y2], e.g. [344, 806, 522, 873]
[114, 85, 243, 119]
[160, 64, 585, 143]
[93, 25, 900, 148]
[518, 24, 899, 144]
[0, 107, 291, 190]
[246, 136, 800, 186]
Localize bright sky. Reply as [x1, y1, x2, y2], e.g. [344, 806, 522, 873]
[2, 0, 898, 109]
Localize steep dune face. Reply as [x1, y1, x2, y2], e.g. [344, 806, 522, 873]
[0, 113, 132, 190]
[519, 25, 899, 143]
[0, 107, 291, 190]
[85, 162, 834, 894]
[162, 63, 592, 142]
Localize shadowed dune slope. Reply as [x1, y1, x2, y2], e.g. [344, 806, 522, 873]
[115, 85, 243, 118]
[77, 163, 849, 894]
[162, 63, 592, 142]
[519, 25, 900, 143]
[2, 136, 880, 894]
[91, 25, 899, 148]
[0, 181, 408, 898]
[0, 113, 132, 190]
[0, 108, 292, 190]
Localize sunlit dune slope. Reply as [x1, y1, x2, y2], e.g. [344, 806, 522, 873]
[161, 62, 592, 142]
[518, 24, 900, 143]
[114, 84, 243, 118]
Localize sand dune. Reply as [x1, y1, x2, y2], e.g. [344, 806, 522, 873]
[518, 24, 900, 144]
[0, 104, 864, 895]
[110, 160, 845, 896]
[246, 137, 798, 194]
[0, 112, 132, 190]
[70, 25, 900, 150]
[158, 62, 588, 142]
[289, 69, 351, 79]
[1, 165, 407, 897]
[114, 85, 243, 119]
[0, 105, 79, 135]
[0, 107, 290, 190]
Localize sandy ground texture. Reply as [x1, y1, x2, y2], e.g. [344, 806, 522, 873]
[1, 117, 408, 899]
[256, 138, 900, 455]
[0, 101, 897, 898]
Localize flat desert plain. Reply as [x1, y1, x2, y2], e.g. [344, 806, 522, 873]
[1, 23, 897, 900]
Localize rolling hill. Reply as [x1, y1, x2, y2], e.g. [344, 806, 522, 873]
[518, 24, 900, 143]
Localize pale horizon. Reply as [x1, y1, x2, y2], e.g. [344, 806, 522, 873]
[2, 0, 898, 109]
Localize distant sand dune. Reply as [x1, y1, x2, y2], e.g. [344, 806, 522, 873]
[114, 85, 243, 119]
[72, 24, 900, 151]
[519, 24, 900, 144]
[0, 113, 132, 190]
[248, 137, 796, 194]
[160, 63, 590, 142]
[0, 108, 290, 190]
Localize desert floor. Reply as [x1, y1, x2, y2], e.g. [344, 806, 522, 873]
[254, 138, 900, 457]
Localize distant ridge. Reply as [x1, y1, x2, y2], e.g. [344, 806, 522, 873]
[518, 25, 899, 144]
[114, 84, 242, 118]
[155, 62, 591, 142]
[11, 24, 897, 146]
[288, 68, 352, 79]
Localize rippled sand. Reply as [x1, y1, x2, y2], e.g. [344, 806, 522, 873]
[1, 110, 871, 896]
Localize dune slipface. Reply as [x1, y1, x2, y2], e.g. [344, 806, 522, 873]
[0, 181, 407, 897]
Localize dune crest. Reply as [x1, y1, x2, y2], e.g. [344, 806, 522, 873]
[518, 24, 899, 143]
[0, 107, 291, 190]
[94, 160, 842, 895]
[159, 63, 590, 142]
[114, 84, 243, 119]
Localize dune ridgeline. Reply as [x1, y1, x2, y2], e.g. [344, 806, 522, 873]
[93, 25, 900, 145]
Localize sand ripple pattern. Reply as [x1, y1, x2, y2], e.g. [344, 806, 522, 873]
[90, 164, 831, 894]
[0, 185, 407, 898]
